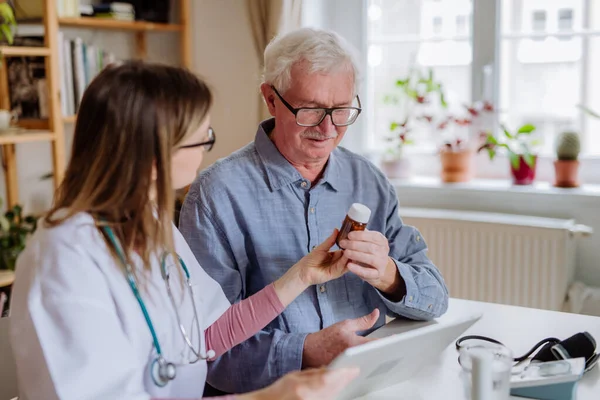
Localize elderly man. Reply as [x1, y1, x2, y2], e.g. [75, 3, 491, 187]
[179, 27, 449, 394]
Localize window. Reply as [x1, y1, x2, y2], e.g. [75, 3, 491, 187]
[366, 0, 600, 159]
[456, 15, 468, 35]
[433, 16, 443, 35]
[367, 0, 473, 153]
[532, 10, 547, 34]
[500, 0, 587, 156]
[559, 8, 574, 31]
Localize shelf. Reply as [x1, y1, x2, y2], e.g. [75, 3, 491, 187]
[0, 46, 50, 57]
[0, 130, 55, 145]
[63, 115, 77, 123]
[58, 17, 183, 32]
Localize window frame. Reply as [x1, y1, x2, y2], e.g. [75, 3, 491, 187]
[302, 0, 600, 184]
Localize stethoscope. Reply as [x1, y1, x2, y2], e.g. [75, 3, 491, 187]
[102, 226, 215, 387]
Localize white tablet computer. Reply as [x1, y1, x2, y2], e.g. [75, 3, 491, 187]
[327, 312, 482, 400]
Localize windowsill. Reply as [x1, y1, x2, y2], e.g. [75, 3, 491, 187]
[391, 176, 600, 198]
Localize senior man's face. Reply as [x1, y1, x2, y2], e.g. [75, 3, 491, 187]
[265, 61, 355, 164]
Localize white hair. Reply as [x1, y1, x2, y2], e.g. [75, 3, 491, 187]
[262, 27, 361, 95]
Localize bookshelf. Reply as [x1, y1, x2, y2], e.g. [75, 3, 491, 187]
[0, 0, 192, 208]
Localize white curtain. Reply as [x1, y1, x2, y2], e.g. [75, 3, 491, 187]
[246, 0, 303, 122]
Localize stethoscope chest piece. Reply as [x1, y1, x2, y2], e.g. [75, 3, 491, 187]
[151, 357, 177, 387]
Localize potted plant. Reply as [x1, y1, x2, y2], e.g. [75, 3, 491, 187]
[554, 131, 581, 188]
[0, 202, 38, 270]
[380, 67, 446, 179]
[0, 1, 16, 46]
[479, 123, 539, 185]
[380, 118, 414, 179]
[435, 101, 495, 183]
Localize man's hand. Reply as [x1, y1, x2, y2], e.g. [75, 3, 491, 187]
[302, 309, 380, 368]
[339, 230, 404, 299]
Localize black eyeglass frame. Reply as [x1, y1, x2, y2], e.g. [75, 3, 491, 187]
[271, 86, 362, 127]
[178, 127, 216, 151]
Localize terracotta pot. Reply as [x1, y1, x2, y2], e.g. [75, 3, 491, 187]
[439, 150, 473, 183]
[510, 155, 537, 185]
[554, 160, 580, 188]
[380, 158, 411, 179]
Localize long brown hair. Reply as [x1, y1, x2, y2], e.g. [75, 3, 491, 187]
[46, 61, 212, 274]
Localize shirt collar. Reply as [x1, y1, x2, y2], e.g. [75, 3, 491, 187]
[255, 118, 341, 192]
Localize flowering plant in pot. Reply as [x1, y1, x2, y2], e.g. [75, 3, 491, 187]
[381, 67, 446, 179]
[433, 101, 495, 183]
[478, 123, 540, 185]
[554, 131, 581, 188]
[380, 118, 415, 179]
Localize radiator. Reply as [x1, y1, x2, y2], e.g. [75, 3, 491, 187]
[400, 208, 593, 311]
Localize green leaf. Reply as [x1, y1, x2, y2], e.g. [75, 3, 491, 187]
[530, 139, 542, 147]
[501, 125, 514, 139]
[0, 215, 8, 232]
[440, 92, 448, 108]
[487, 147, 496, 160]
[396, 79, 409, 87]
[403, 139, 415, 145]
[486, 135, 499, 145]
[509, 152, 521, 170]
[405, 88, 418, 99]
[390, 122, 400, 131]
[523, 153, 535, 167]
[518, 124, 536, 134]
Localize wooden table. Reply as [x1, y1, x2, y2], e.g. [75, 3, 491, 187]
[356, 298, 600, 399]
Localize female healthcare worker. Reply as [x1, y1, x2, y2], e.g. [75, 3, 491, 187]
[8, 61, 360, 400]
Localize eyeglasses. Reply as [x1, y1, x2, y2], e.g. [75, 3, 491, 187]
[271, 86, 362, 127]
[178, 127, 216, 152]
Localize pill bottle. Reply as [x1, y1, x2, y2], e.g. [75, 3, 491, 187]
[336, 203, 371, 249]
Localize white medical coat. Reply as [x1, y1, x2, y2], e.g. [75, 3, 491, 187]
[9, 212, 231, 400]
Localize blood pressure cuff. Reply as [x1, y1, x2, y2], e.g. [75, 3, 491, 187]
[531, 332, 599, 372]
[456, 331, 599, 373]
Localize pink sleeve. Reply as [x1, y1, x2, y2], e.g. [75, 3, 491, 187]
[205, 283, 285, 359]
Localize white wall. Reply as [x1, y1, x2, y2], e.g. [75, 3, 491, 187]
[7, 1, 259, 215]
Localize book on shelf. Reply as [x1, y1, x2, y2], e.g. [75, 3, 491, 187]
[57, 32, 119, 117]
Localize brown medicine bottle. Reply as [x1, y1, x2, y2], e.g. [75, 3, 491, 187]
[336, 203, 372, 249]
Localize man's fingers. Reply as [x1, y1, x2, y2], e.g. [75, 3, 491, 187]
[342, 249, 378, 268]
[339, 238, 382, 254]
[348, 309, 380, 331]
[347, 262, 378, 280]
[347, 229, 387, 245]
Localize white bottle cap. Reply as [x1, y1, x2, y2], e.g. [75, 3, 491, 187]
[347, 203, 371, 224]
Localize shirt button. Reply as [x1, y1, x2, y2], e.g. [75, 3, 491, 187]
[310, 207, 315, 214]
[408, 296, 413, 302]
[320, 285, 326, 293]
[301, 181, 308, 188]
[416, 235, 421, 242]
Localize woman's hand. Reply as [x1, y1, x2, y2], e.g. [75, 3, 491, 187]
[238, 367, 360, 400]
[295, 229, 348, 286]
[273, 230, 348, 307]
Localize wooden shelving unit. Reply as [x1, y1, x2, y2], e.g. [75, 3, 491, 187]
[58, 17, 183, 32]
[0, 0, 192, 208]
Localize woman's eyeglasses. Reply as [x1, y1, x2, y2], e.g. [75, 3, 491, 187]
[178, 127, 216, 152]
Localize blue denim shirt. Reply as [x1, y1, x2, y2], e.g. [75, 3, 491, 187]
[179, 119, 449, 393]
